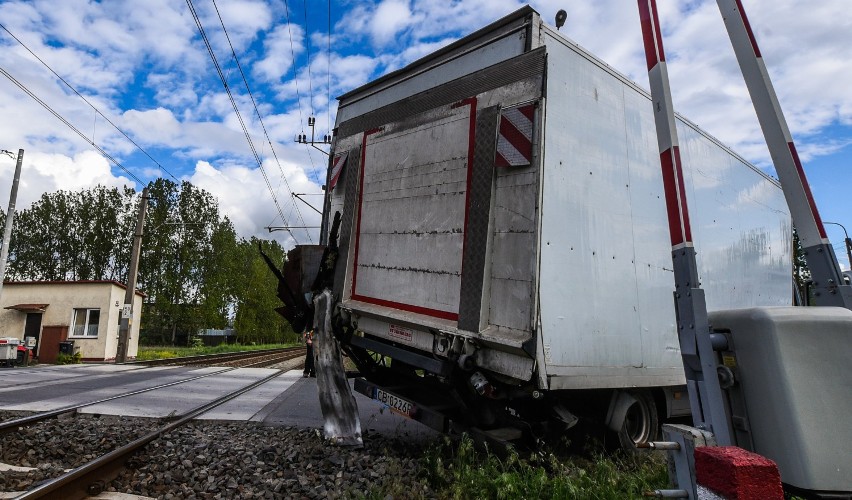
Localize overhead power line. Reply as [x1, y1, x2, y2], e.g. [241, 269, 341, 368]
[0, 23, 179, 182]
[184, 0, 303, 242]
[327, 0, 332, 133]
[302, 0, 315, 117]
[281, 0, 322, 186]
[209, 0, 312, 243]
[0, 66, 143, 185]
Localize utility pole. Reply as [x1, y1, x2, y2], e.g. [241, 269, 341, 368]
[0, 149, 24, 301]
[116, 186, 149, 363]
[825, 221, 852, 274]
[295, 116, 332, 155]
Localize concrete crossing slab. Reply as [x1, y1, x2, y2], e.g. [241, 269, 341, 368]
[0, 365, 169, 395]
[198, 370, 303, 421]
[78, 367, 278, 418]
[2, 367, 223, 412]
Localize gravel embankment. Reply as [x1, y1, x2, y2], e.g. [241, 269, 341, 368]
[0, 411, 437, 499]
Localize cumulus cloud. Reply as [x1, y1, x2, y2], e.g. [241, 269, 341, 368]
[0, 150, 136, 210]
[253, 23, 304, 82]
[188, 158, 322, 246]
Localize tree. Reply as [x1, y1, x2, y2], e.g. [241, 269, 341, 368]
[5, 181, 295, 346]
[232, 237, 296, 345]
[793, 228, 812, 305]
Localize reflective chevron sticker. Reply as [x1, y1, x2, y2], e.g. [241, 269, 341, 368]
[495, 104, 534, 167]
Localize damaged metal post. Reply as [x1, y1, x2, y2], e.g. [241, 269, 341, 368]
[313, 289, 362, 447]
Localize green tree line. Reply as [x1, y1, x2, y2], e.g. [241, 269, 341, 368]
[0, 179, 295, 345]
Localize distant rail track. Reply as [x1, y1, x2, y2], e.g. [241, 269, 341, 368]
[131, 346, 306, 368]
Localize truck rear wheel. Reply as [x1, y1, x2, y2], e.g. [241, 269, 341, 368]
[617, 389, 659, 450]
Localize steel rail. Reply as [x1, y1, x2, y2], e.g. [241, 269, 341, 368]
[16, 369, 286, 499]
[239, 349, 308, 368]
[0, 367, 236, 436]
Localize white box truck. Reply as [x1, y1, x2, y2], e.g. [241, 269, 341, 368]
[317, 6, 792, 446]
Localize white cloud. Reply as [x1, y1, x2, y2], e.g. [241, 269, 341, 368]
[370, 0, 415, 46]
[188, 158, 322, 247]
[253, 23, 304, 82]
[0, 150, 135, 210]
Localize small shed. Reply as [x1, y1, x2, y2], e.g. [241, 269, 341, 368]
[197, 328, 237, 346]
[0, 281, 144, 363]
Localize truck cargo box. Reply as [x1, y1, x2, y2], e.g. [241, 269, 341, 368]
[322, 6, 791, 392]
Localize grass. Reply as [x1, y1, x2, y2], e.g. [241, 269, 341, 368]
[136, 343, 299, 361]
[390, 434, 670, 499]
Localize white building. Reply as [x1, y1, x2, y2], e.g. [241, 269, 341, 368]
[0, 281, 143, 363]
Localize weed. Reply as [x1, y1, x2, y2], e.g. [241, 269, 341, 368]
[56, 352, 82, 364]
[419, 435, 668, 499]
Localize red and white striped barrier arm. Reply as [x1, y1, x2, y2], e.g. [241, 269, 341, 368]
[638, 0, 692, 249]
[716, 0, 828, 249]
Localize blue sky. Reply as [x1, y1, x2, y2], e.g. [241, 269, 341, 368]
[0, 0, 849, 268]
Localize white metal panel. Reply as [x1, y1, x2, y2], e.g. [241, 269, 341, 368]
[353, 104, 474, 319]
[678, 124, 793, 309]
[539, 30, 791, 385]
[539, 38, 644, 369]
[337, 34, 526, 123]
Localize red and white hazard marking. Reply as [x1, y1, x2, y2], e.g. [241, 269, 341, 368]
[495, 104, 534, 167]
[329, 151, 349, 190]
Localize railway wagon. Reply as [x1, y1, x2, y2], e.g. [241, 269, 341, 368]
[319, 6, 792, 446]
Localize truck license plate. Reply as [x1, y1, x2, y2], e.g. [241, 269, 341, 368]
[374, 388, 414, 418]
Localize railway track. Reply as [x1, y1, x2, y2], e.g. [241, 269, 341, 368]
[3, 369, 287, 499]
[132, 346, 306, 368]
[0, 348, 308, 497]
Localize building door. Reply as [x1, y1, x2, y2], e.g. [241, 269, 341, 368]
[38, 326, 68, 364]
[24, 313, 42, 359]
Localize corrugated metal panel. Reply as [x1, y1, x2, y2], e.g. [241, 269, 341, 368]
[458, 106, 500, 333]
[337, 48, 546, 139]
[333, 145, 361, 301]
[488, 164, 538, 332]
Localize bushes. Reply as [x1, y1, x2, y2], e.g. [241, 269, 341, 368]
[56, 352, 82, 365]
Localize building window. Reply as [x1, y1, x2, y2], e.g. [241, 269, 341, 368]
[73, 308, 100, 337]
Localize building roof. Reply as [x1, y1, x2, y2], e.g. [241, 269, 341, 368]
[3, 280, 146, 298]
[4, 303, 49, 313]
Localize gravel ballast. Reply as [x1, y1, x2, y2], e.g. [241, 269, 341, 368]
[0, 411, 437, 499]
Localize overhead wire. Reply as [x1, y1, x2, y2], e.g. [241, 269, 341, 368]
[282, 0, 322, 186]
[209, 0, 312, 243]
[184, 0, 297, 242]
[302, 0, 315, 117]
[0, 23, 180, 182]
[300, 0, 321, 188]
[0, 66, 143, 185]
[327, 0, 332, 134]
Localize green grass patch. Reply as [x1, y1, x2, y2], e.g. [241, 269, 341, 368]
[416, 435, 668, 499]
[136, 343, 299, 361]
